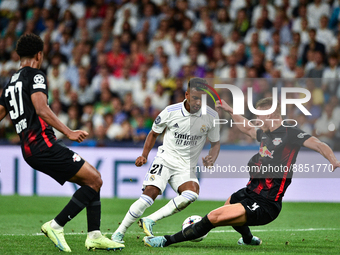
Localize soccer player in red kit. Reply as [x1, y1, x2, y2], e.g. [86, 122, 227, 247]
[143, 97, 340, 248]
[0, 34, 124, 252]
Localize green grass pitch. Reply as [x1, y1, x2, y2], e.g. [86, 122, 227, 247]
[0, 196, 339, 254]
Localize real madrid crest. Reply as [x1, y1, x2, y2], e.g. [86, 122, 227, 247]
[200, 125, 207, 133]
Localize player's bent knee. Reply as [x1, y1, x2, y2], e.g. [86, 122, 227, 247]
[176, 190, 198, 210]
[91, 170, 102, 189]
[143, 185, 160, 200]
[85, 176, 102, 192]
[207, 205, 230, 225]
[207, 204, 247, 226]
[82, 163, 102, 191]
[207, 210, 221, 225]
[95, 176, 103, 188]
[224, 196, 231, 205]
[178, 181, 200, 194]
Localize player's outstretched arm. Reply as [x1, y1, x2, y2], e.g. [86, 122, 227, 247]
[135, 130, 160, 166]
[31, 92, 88, 143]
[215, 99, 256, 139]
[0, 105, 8, 122]
[303, 136, 340, 171]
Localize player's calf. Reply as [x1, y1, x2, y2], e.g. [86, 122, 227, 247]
[146, 190, 198, 223]
[176, 190, 199, 210]
[112, 194, 154, 241]
[162, 215, 214, 247]
[208, 203, 247, 226]
[174, 190, 200, 212]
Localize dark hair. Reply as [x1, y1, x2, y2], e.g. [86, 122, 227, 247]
[308, 28, 316, 33]
[16, 34, 44, 58]
[328, 52, 338, 59]
[272, 30, 280, 36]
[187, 77, 208, 91]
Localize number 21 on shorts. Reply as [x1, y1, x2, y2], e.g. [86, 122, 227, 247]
[149, 164, 163, 176]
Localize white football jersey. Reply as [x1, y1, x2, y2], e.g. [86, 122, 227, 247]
[152, 99, 220, 170]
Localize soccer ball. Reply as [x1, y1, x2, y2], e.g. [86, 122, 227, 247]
[182, 215, 208, 242]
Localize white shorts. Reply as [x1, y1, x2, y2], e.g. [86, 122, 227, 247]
[142, 157, 199, 195]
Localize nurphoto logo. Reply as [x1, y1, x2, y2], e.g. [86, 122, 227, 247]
[201, 84, 311, 116]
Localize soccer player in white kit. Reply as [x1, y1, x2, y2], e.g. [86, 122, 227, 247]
[111, 78, 221, 244]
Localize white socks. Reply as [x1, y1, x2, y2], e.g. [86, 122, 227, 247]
[115, 191, 198, 235]
[116, 194, 154, 234]
[51, 219, 102, 239]
[50, 219, 63, 230]
[88, 230, 102, 239]
[147, 190, 198, 222]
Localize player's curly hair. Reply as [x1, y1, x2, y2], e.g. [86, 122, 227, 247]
[16, 34, 44, 58]
[187, 77, 208, 91]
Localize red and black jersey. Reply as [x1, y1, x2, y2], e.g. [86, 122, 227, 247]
[0, 66, 56, 159]
[246, 126, 311, 202]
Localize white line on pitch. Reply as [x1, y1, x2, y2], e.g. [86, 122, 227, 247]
[1, 228, 339, 236]
[210, 228, 340, 233]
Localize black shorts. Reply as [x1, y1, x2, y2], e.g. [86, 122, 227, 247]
[230, 188, 281, 226]
[25, 140, 85, 185]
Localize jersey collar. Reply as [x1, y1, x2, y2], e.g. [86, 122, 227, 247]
[265, 125, 285, 134]
[181, 99, 202, 117]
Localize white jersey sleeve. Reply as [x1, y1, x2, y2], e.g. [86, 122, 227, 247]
[208, 122, 220, 142]
[207, 107, 220, 143]
[152, 108, 169, 134]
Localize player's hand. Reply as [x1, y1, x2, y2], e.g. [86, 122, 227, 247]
[135, 156, 147, 167]
[67, 130, 88, 143]
[215, 99, 233, 114]
[331, 160, 340, 172]
[202, 155, 214, 167]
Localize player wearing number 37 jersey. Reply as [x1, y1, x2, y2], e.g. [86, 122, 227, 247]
[0, 34, 124, 252]
[1, 64, 56, 158]
[111, 78, 221, 244]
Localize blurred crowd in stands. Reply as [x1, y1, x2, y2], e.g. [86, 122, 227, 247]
[1, 0, 340, 149]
